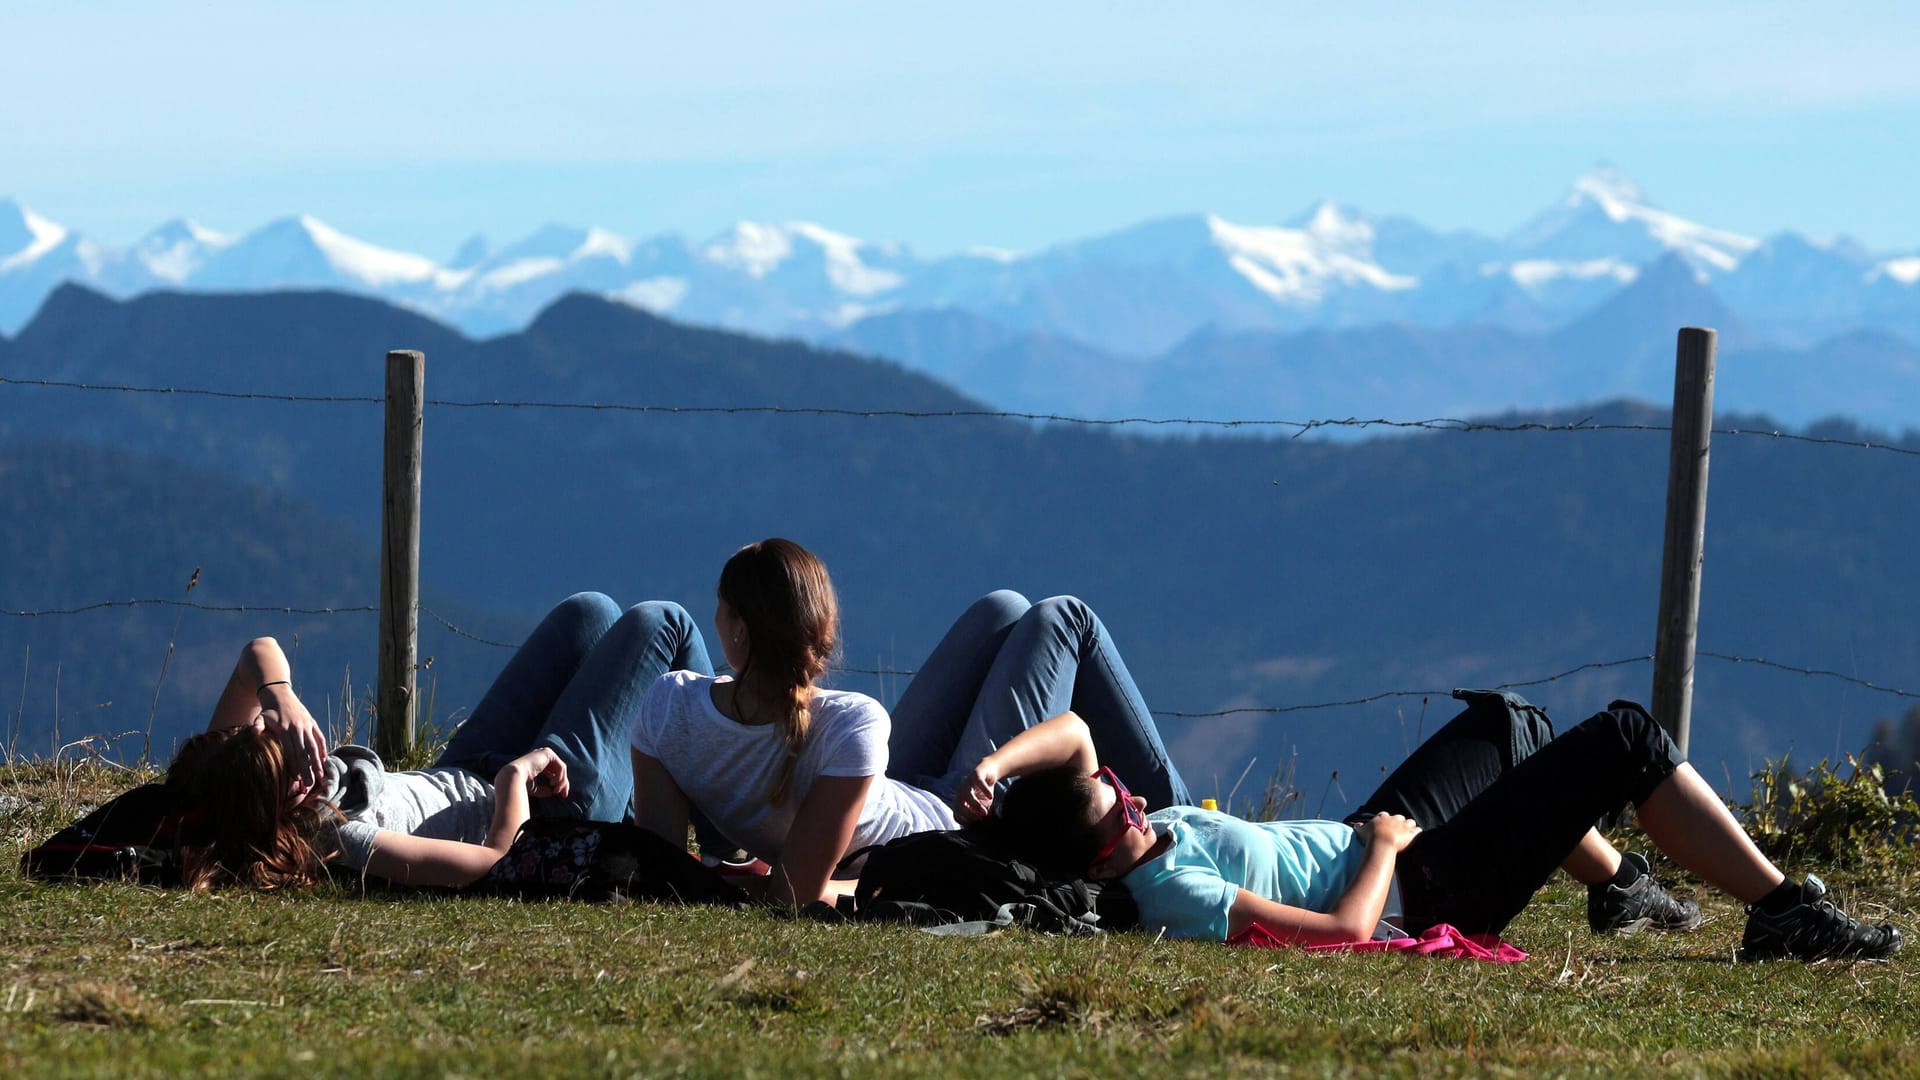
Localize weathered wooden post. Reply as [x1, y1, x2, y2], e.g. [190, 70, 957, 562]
[377, 349, 425, 761]
[1650, 327, 1717, 756]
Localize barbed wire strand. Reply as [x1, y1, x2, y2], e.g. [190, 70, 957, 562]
[0, 375, 386, 405]
[1152, 655, 1656, 718]
[1699, 650, 1920, 701]
[1, 598, 377, 616]
[7, 599, 1918, 710]
[419, 605, 519, 649]
[4, 374, 1916, 457]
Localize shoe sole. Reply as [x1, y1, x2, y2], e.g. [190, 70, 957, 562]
[1738, 942, 1901, 963]
[1591, 912, 1704, 936]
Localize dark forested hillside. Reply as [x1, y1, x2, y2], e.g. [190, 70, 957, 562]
[3, 285, 1916, 808]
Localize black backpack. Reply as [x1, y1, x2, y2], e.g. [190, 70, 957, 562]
[471, 817, 750, 905]
[21, 783, 206, 886]
[845, 826, 1137, 933]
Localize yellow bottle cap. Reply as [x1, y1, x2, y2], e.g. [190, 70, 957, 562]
[1201, 798, 1219, 811]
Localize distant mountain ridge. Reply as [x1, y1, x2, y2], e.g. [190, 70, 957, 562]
[3, 286, 1917, 812]
[4, 167, 1916, 354]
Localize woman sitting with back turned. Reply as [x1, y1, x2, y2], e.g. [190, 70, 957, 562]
[629, 538, 1190, 907]
[992, 694, 1901, 963]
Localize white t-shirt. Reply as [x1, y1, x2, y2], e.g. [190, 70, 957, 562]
[631, 670, 957, 862]
[329, 766, 496, 871]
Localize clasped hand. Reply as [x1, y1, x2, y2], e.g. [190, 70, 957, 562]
[502, 748, 570, 799]
[1353, 811, 1421, 852]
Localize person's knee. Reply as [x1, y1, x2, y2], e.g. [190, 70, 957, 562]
[624, 600, 697, 637]
[1574, 701, 1683, 803]
[558, 591, 620, 624]
[969, 589, 1031, 624]
[1029, 594, 1096, 631]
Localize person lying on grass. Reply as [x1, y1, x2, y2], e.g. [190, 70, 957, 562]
[165, 591, 709, 889]
[989, 698, 1903, 963]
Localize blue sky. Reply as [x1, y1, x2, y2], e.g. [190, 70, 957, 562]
[8, 1, 1920, 259]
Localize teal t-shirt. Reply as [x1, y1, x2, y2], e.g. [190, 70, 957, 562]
[1122, 807, 1365, 941]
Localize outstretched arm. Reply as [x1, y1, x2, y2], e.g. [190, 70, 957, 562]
[763, 774, 873, 907]
[207, 637, 327, 796]
[1227, 812, 1417, 945]
[361, 748, 568, 888]
[631, 748, 692, 852]
[953, 711, 1098, 822]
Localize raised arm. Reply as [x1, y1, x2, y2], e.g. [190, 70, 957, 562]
[361, 748, 568, 888]
[953, 711, 1098, 822]
[1227, 812, 1419, 945]
[208, 637, 327, 796]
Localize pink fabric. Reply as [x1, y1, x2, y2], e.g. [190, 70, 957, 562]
[1228, 922, 1528, 963]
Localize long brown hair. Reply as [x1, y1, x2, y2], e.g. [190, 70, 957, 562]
[718, 538, 840, 804]
[165, 726, 341, 890]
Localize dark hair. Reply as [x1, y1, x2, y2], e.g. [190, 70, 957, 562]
[996, 765, 1108, 876]
[717, 538, 841, 804]
[165, 726, 342, 890]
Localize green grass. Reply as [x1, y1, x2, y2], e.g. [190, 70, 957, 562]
[4, 763, 1918, 1079]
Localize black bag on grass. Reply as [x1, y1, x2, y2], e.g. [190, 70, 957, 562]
[471, 817, 749, 905]
[845, 825, 1136, 933]
[20, 783, 205, 886]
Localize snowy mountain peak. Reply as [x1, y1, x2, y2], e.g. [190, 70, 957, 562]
[1204, 214, 1412, 303]
[575, 227, 633, 262]
[133, 218, 234, 283]
[1298, 201, 1377, 247]
[0, 200, 71, 271]
[144, 218, 231, 247]
[1510, 166, 1758, 276]
[1570, 164, 1647, 213]
[705, 221, 796, 278]
[294, 216, 457, 288]
[187, 214, 461, 292]
[1286, 199, 1371, 232]
[1871, 256, 1920, 286]
[704, 221, 903, 296]
[497, 224, 632, 264]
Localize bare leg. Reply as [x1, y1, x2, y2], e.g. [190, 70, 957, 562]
[1560, 829, 1622, 885]
[1636, 763, 1785, 903]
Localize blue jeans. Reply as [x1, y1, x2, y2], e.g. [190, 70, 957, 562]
[887, 591, 1191, 809]
[436, 592, 712, 822]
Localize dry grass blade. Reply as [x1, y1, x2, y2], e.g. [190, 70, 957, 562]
[55, 982, 157, 1029]
[976, 970, 1107, 1035]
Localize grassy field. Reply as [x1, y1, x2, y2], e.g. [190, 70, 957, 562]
[3, 761, 1917, 1079]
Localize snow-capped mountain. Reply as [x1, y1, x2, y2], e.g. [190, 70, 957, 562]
[191, 215, 466, 295]
[1, 168, 1915, 355]
[0, 198, 96, 331]
[129, 219, 234, 284]
[1507, 166, 1760, 271]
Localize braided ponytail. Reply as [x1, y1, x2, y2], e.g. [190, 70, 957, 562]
[718, 539, 841, 805]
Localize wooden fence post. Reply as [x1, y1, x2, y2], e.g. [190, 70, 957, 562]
[377, 349, 425, 762]
[1650, 327, 1717, 756]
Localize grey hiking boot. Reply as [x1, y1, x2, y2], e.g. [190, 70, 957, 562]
[1588, 851, 1703, 934]
[1738, 875, 1903, 963]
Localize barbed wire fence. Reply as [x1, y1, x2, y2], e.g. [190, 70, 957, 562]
[3, 322, 1920, 768]
[6, 598, 1919, 721]
[4, 372, 1919, 457]
[4, 338, 1919, 762]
